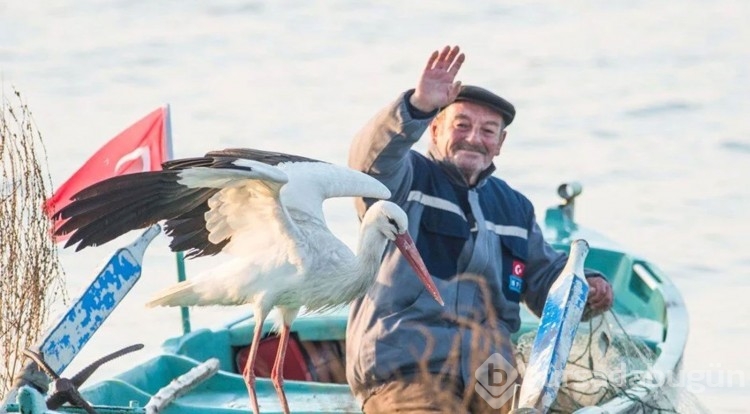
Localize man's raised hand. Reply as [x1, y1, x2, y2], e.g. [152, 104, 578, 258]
[410, 45, 466, 113]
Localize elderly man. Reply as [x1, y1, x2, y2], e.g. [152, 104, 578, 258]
[346, 45, 613, 413]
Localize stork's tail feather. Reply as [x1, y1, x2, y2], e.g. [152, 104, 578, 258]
[146, 280, 201, 308]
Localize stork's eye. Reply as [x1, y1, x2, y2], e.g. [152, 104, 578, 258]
[387, 217, 401, 232]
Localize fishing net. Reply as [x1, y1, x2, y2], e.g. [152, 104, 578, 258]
[514, 310, 710, 413]
[0, 88, 66, 400]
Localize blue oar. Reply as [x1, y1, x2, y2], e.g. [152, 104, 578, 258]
[3, 225, 160, 406]
[38, 224, 161, 374]
[513, 239, 590, 413]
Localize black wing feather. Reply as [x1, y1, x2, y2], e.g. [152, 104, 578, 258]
[205, 148, 326, 166]
[53, 166, 221, 252]
[162, 156, 218, 171]
[165, 214, 229, 258]
[55, 172, 180, 232]
[61, 178, 218, 251]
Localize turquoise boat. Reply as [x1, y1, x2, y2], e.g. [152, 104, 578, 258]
[2, 182, 688, 414]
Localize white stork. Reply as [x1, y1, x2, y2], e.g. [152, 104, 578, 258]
[53, 148, 444, 414]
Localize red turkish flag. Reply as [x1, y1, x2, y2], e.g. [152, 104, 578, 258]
[45, 107, 169, 241]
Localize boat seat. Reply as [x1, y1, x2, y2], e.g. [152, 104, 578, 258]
[235, 335, 348, 384]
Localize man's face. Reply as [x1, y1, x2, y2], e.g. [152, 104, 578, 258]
[430, 101, 507, 184]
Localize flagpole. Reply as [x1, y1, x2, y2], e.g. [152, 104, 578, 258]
[164, 104, 192, 335]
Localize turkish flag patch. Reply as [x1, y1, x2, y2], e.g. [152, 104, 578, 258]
[512, 260, 526, 277]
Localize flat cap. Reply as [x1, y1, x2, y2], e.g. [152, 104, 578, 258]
[453, 85, 516, 126]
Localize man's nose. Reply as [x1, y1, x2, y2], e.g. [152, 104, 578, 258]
[466, 127, 483, 143]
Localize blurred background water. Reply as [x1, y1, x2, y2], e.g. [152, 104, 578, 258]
[1, 0, 748, 411]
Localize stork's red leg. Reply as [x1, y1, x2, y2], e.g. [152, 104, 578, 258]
[242, 314, 267, 414]
[270, 324, 291, 414]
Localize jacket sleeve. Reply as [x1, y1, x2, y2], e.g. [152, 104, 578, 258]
[521, 218, 569, 317]
[521, 217, 607, 317]
[348, 90, 435, 215]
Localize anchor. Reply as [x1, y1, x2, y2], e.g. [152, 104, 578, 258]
[20, 343, 144, 413]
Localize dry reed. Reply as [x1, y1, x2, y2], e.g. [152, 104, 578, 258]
[0, 87, 66, 400]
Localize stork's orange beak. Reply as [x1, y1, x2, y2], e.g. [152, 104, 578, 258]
[394, 233, 444, 306]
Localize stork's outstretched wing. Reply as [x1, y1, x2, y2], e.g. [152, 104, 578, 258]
[54, 148, 390, 259]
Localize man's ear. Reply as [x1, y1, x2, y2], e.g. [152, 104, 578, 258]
[430, 120, 440, 145]
[495, 130, 507, 156]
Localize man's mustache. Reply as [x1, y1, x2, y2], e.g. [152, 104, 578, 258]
[454, 143, 487, 155]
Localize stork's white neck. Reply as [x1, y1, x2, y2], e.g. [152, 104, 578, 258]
[332, 211, 390, 305]
[356, 221, 389, 279]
